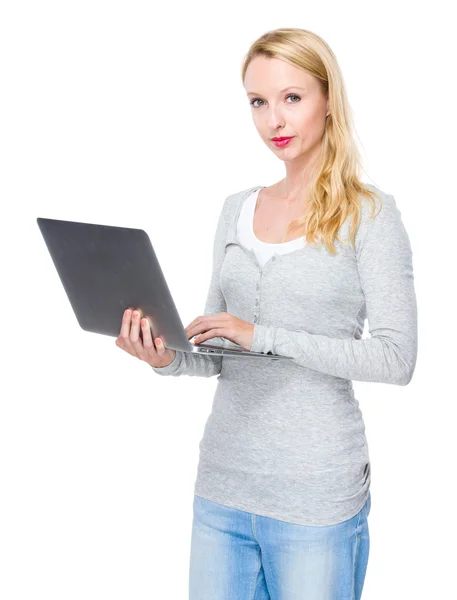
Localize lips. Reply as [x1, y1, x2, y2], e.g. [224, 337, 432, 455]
[271, 137, 293, 141]
[271, 136, 294, 148]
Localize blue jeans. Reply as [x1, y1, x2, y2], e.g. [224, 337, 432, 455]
[189, 491, 371, 599]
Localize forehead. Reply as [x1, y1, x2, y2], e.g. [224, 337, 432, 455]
[244, 56, 319, 94]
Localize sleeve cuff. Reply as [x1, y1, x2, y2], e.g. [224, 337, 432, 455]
[251, 323, 276, 354]
[150, 350, 183, 375]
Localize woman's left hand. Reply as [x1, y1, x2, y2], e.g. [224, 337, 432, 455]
[185, 312, 254, 351]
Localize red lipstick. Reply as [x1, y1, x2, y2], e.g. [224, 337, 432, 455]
[271, 136, 294, 147]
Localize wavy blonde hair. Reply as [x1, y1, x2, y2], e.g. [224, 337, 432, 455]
[241, 27, 382, 255]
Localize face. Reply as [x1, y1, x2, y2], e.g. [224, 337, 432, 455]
[244, 55, 330, 163]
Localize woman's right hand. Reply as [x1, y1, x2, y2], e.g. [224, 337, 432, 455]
[115, 308, 176, 368]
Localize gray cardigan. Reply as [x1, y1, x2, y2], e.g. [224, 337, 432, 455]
[151, 184, 418, 526]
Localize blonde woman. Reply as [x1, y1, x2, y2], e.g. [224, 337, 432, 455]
[116, 28, 418, 599]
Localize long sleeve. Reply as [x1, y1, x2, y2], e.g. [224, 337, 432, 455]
[250, 194, 418, 386]
[150, 196, 230, 377]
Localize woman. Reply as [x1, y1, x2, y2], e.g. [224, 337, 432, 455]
[115, 28, 418, 599]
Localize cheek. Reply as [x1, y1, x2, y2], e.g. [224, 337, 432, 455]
[298, 106, 318, 128]
[296, 109, 326, 141]
[252, 114, 264, 132]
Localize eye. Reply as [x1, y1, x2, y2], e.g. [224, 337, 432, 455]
[286, 94, 301, 104]
[250, 98, 264, 108]
[249, 94, 301, 108]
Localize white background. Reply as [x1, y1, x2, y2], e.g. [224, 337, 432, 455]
[1, 1, 455, 598]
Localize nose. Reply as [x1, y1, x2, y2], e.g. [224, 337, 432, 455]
[266, 107, 286, 132]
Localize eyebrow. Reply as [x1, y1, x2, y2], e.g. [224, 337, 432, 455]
[246, 86, 306, 96]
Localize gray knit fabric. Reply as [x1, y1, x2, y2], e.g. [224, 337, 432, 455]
[151, 184, 417, 526]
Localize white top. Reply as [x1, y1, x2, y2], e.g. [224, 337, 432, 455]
[236, 187, 306, 267]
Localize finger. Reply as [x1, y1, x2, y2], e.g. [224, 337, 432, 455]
[117, 309, 138, 355]
[130, 310, 146, 359]
[119, 308, 133, 338]
[185, 315, 212, 338]
[141, 317, 159, 359]
[186, 312, 228, 333]
[129, 310, 142, 342]
[189, 315, 228, 339]
[184, 318, 198, 336]
[194, 327, 224, 344]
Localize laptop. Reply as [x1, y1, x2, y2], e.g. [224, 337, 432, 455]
[36, 217, 292, 361]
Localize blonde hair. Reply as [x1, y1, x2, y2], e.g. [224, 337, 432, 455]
[241, 27, 382, 255]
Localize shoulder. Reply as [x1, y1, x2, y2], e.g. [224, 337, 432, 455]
[356, 183, 401, 234]
[359, 183, 395, 212]
[355, 184, 411, 255]
[221, 185, 263, 219]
